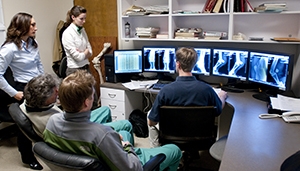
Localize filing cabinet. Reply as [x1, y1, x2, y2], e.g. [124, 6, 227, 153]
[100, 87, 143, 121]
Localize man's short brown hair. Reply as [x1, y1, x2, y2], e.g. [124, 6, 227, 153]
[59, 70, 95, 113]
[176, 47, 198, 72]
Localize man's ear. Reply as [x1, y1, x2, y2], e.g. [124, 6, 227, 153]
[83, 98, 89, 108]
[176, 61, 180, 69]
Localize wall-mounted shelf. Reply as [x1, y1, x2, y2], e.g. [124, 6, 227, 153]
[118, 0, 300, 44]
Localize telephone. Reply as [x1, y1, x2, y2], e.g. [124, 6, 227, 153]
[259, 111, 300, 123]
[282, 112, 300, 123]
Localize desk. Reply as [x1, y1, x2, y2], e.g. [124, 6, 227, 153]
[221, 91, 300, 171]
[101, 83, 300, 171]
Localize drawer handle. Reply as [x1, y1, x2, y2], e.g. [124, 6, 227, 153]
[109, 104, 117, 109]
[108, 93, 116, 98]
[112, 116, 117, 121]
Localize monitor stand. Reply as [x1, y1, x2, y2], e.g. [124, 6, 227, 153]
[219, 78, 245, 93]
[156, 73, 174, 82]
[220, 85, 244, 93]
[252, 88, 280, 103]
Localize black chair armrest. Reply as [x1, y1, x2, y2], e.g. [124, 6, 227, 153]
[143, 153, 166, 171]
[33, 141, 107, 171]
[281, 150, 300, 171]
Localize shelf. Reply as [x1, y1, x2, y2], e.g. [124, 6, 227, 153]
[118, 0, 300, 43]
[171, 13, 229, 17]
[122, 38, 300, 44]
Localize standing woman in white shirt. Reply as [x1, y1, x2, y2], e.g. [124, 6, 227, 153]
[0, 12, 44, 170]
[62, 5, 92, 76]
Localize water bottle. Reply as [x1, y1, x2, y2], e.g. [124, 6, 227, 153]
[125, 22, 130, 38]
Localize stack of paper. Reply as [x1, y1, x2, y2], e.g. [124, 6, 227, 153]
[122, 80, 158, 90]
[270, 94, 300, 111]
[254, 2, 286, 13]
[135, 27, 160, 38]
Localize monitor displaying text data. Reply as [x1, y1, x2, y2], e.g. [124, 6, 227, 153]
[114, 50, 143, 74]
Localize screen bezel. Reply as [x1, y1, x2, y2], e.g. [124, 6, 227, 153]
[142, 46, 176, 73]
[248, 50, 294, 91]
[211, 48, 249, 81]
[113, 49, 143, 74]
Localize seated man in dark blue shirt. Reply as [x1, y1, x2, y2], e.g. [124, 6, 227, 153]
[148, 47, 228, 147]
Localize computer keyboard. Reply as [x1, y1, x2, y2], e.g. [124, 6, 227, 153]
[152, 83, 167, 90]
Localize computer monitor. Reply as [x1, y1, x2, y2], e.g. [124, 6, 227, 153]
[212, 48, 249, 81]
[114, 49, 143, 74]
[142, 46, 176, 74]
[192, 48, 211, 75]
[248, 51, 293, 91]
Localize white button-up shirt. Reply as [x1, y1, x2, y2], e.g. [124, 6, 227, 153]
[62, 23, 92, 68]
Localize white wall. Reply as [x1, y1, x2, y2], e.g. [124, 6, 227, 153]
[2, 0, 73, 74]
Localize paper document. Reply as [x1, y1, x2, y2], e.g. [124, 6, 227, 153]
[270, 94, 300, 111]
[122, 79, 158, 90]
[213, 87, 221, 94]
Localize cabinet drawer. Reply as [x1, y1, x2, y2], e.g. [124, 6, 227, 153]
[111, 111, 125, 122]
[101, 99, 125, 113]
[101, 87, 124, 101]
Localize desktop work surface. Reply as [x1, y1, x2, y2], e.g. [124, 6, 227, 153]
[221, 91, 300, 171]
[101, 83, 300, 171]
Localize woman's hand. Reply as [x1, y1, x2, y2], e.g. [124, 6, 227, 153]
[84, 48, 92, 59]
[14, 91, 24, 101]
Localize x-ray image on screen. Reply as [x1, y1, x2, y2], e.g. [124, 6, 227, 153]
[212, 49, 248, 80]
[192, 48, 211, 75]
[143, 47, 176, 73]
[248, 52, 290, 90]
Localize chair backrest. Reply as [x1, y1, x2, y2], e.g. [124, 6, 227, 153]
[58, 57, 67, 78]
[0, 67, 16, 122]
[33, 141, 166, 171]
[33, 141, 107, 171]
[159, 106, 217, 151]
[8, 103, 43, 142]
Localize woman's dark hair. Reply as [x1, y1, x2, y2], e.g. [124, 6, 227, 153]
[65, 5, 87, 27]
[2, 12, 37, 49]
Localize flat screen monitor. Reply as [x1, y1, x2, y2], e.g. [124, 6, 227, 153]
[114, 49, 143, 74]
[248, 51, 293, 91]
[212, 48, 249, 81]
[142, 46, 176, 73]
[192, 48, 211, 75]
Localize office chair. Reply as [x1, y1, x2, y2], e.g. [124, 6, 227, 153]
[8, 103, 166, 171]
[8, 103, 43, 142]
[33, 141, 166, 171]
[1, 67, 16, 122]
[58, 57, 67, 78]
[0, 68, 19, 140]
[209, 102, 234, 162]
[0, 106, 16, 140]
[281, 150, 300, 171]
[159, 106, 217, 170]
[209, 135, 228, 162]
